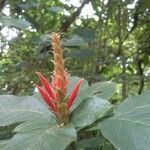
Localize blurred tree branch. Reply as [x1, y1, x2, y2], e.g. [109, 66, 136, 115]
[117, 1, 128, 100]
[14, 4, 40, 30]
[122, 0, 141, 43]
[41, 0, 91, 53]
[60, 0, 91, 32]
[135, 48, 144, 94]
[0, 0, 6, 11]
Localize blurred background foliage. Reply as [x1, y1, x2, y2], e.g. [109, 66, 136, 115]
[0, 0, 150, 101]
[0, 0, 150, 147]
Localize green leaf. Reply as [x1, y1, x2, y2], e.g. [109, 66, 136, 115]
[0, 95, 56, 126]
[67, 77, 89, 112]
[99, 90, 150, 150]
[14, 119, 51, 133]
[86, 124, 100, 131]
[0, 16, 30, 29]
[139, 0, 150, 10]
[0, 95, 76, 150]
[0, 140, 9, 149]
[67, 76, 89, 96]
[67, 49, 94, 59]
[63, 35, 86, 47]
[88, 81, 116, 100]
[17, 2, 39, 10]
[70, 96, 112, 127]
[3, 125, 77, 150]
[48, 6, 63, 12]
[72, 81, 116, 111]
[74, 27, 95, 41]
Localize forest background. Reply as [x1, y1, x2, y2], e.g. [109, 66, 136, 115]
[0, 0, 149, 106]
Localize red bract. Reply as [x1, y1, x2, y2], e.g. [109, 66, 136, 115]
[35, 33, 84, 124]
[67, 79, 84, 111]
[36, 72, 55, 100]
[35, 72, 83, 112]
[34, 84, 58, 113]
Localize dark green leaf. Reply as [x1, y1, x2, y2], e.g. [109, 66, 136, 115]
[63, 35, 86, 47]
[0, 16, 30, 29]
[17, 2, 39, 9]
[67, 49, 94, 59]
[76, 137, 105, 149]
[48, 6, 63, 12]
[74, 27, 95, 41]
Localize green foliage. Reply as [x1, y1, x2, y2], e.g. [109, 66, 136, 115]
[0, 140, 9, 149]
[0, 15, 30, 29]
[0, 0, 150, 149]
[76, 137, 106, 149]
[70, 96, 112, 127]
[0, 95, 56, 126]
[72, 80, 116, 111]
[4, 125, 76, 150]
[0, 77, 150, 150]
[100, 90, 150, 150]
[0, 0, 149, 97]
[0, 77, 115, 150]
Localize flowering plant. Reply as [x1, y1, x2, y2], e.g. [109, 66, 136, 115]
[0, 33, 114, 150]
[35, 33, 83, 124]
[0, 33, 148, 150]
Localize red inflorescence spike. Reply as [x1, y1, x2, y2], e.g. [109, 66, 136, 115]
[36, 72, 55, 100]
[67, 79, 84, 111]
[34, 84, 58, 113]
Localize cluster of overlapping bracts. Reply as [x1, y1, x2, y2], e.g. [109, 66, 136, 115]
[34, 33, 83, 124]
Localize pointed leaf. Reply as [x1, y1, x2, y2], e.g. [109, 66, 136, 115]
[34, 84, 57, 113]
[67, 79, 84, 110]
[66, 76, 89, 95]
[36, 72, 55, 100]
[0, 16, 30, 29]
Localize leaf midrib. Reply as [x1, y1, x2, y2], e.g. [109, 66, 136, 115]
[0, 109, 46, 116]
[110, 117, 150, 127]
